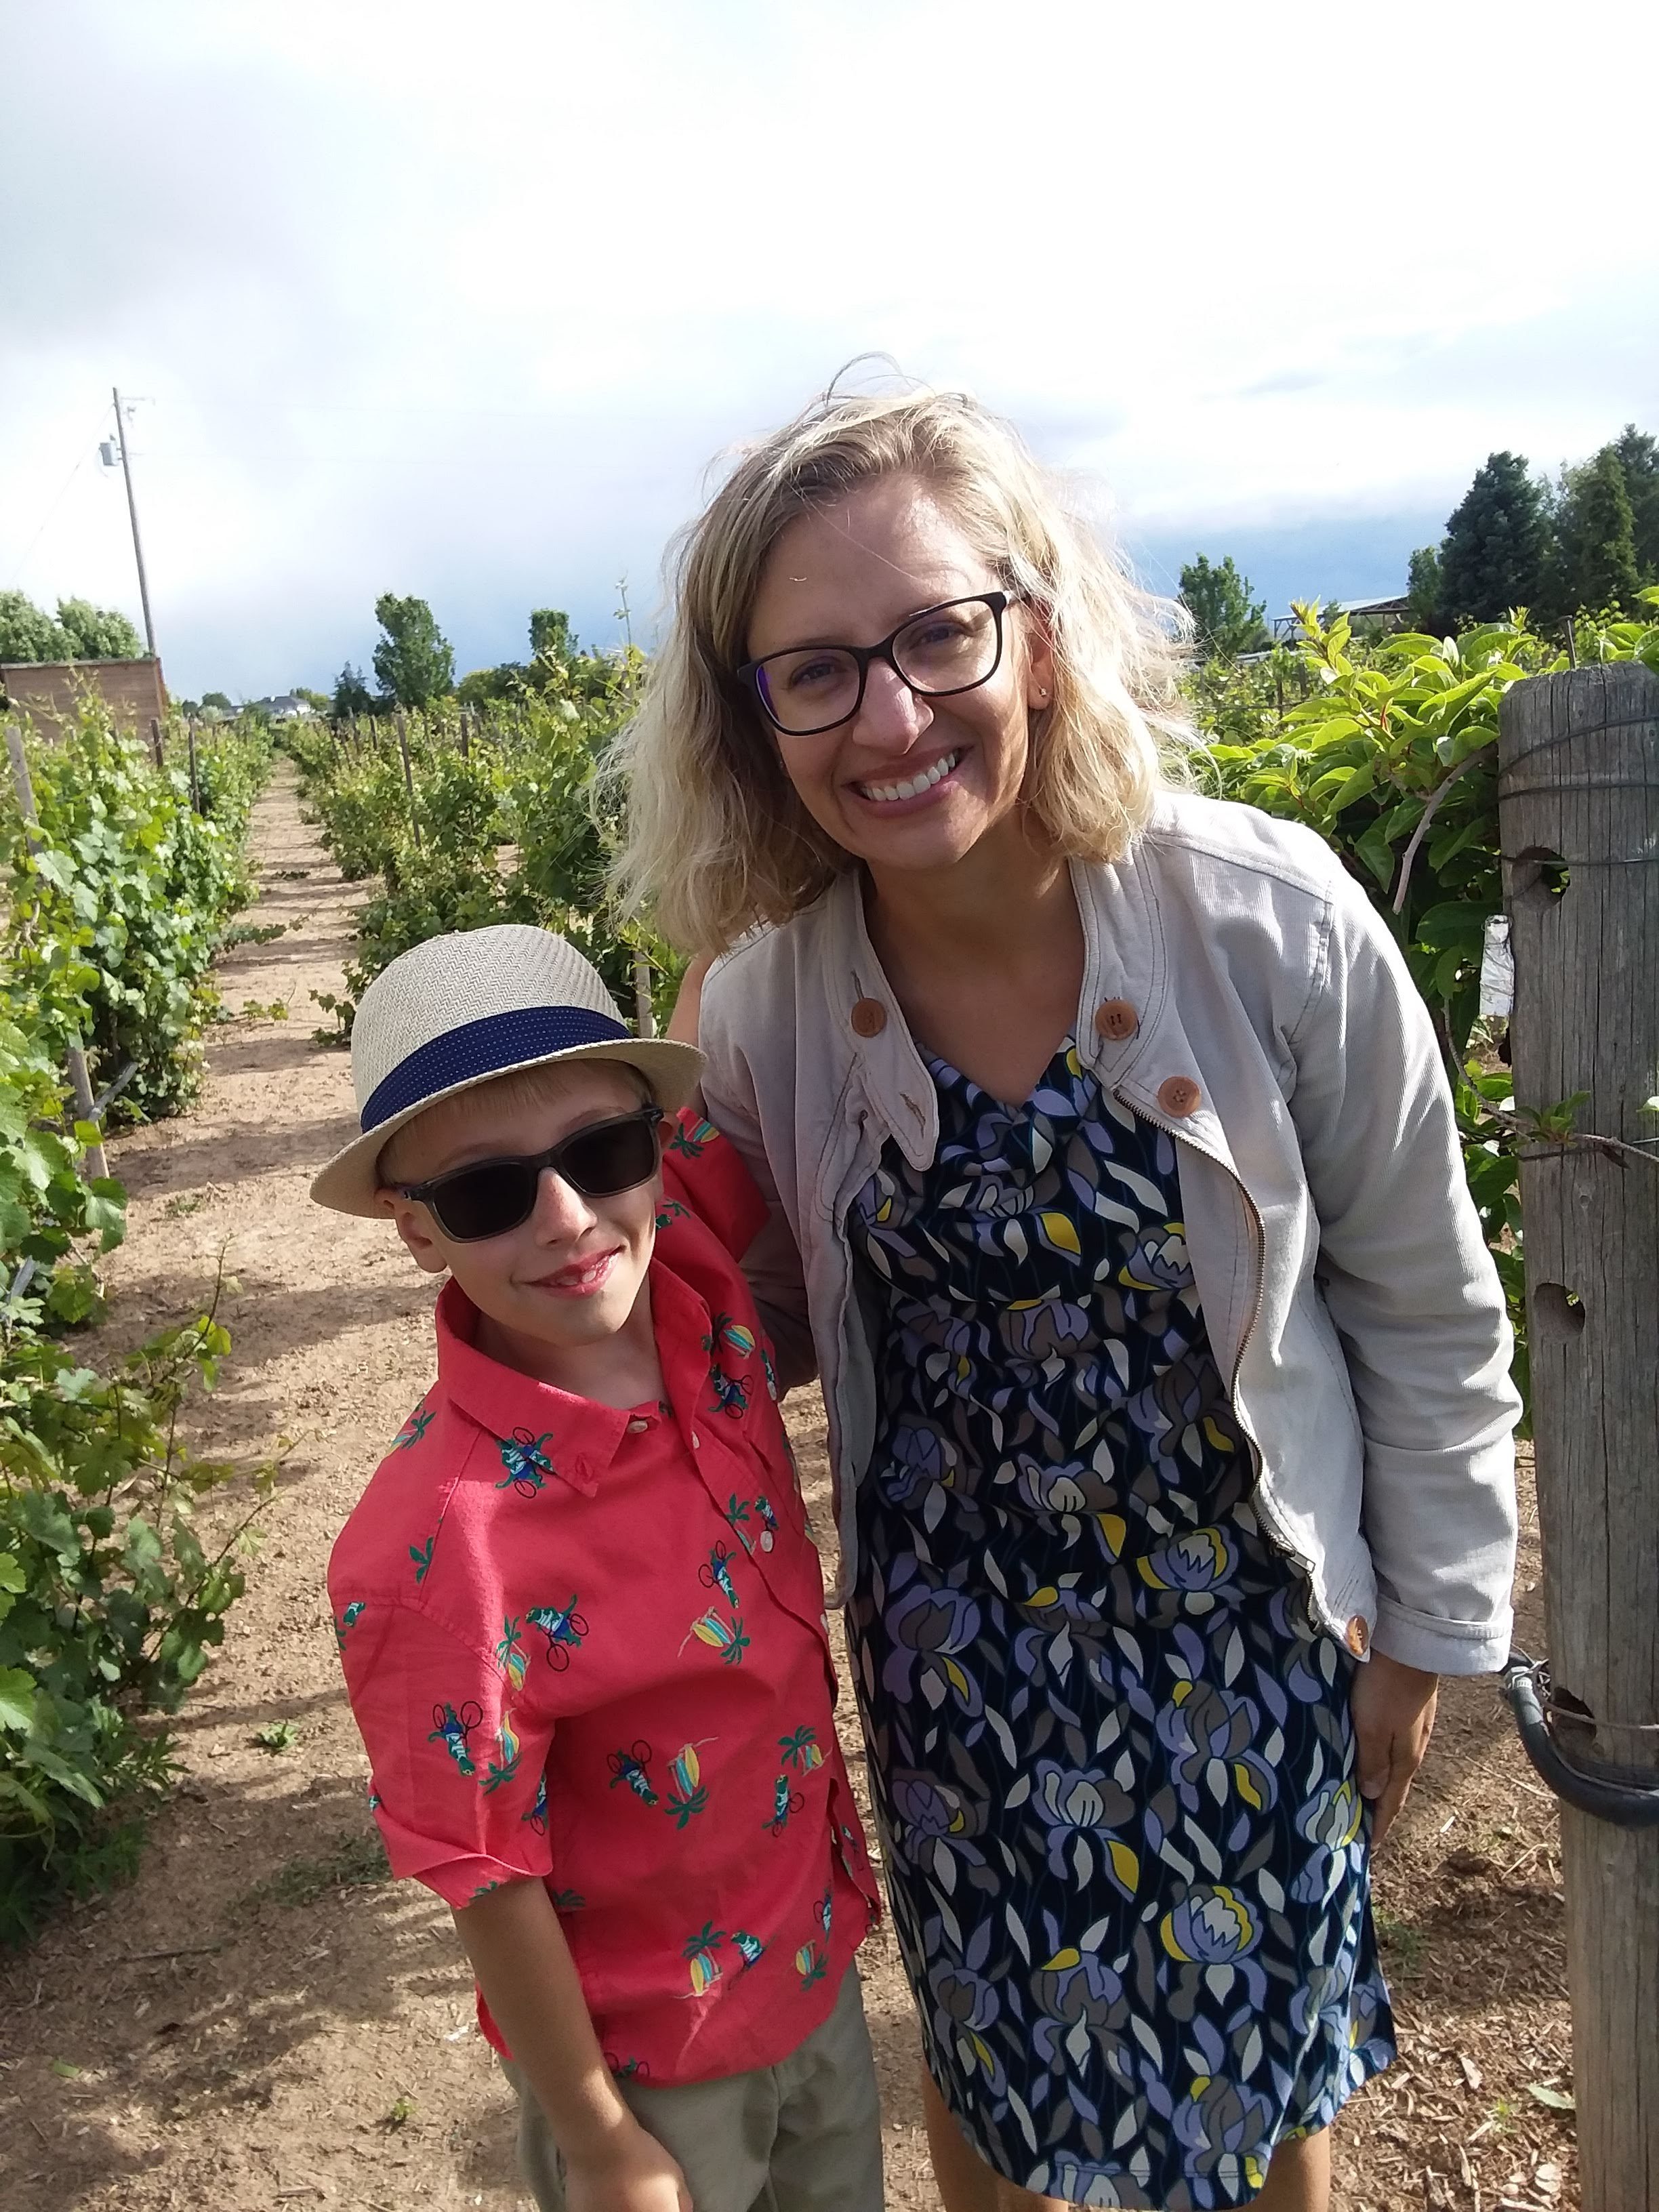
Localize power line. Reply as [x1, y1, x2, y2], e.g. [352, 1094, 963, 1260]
[4, 407, 112, 588]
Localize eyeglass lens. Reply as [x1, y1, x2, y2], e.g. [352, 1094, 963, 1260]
[756, 597, 1003, 735]
[424, 1113, 660, 1241]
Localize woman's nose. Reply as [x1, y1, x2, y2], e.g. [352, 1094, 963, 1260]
[852, 660, 933, 755]
[531, 1169, 597, 1241]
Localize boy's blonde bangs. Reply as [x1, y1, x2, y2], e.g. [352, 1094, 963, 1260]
[611, 380, 1188, 954]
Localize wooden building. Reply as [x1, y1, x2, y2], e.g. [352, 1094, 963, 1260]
[0, 657, 169, 735]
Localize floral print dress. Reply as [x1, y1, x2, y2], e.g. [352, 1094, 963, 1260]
[843, 1040, 1395, 2209]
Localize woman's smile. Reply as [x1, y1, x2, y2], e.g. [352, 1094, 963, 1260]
[848, 744, 964, 808]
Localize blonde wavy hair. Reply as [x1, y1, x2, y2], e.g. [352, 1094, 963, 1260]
[611, 379, 1186, 953]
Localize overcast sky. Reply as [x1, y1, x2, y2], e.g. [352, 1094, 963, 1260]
[3, 0, 1657, 699]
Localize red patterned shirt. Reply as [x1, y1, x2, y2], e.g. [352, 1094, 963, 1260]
[327, 1115, 878, 2085]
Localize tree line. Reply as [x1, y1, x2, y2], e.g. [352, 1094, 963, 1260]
[0, 591, 146, 664]
[1179, 421, 1659, 658]
[331, 594, 610, 717]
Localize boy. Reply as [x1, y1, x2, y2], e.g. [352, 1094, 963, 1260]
[312, 925, 881, 2212]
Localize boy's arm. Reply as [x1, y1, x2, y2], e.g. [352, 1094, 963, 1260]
[453, 1879, 690, 2212]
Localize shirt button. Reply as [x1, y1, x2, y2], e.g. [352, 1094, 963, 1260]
[1345, 1614, 1371, 1658]
[849, 998, 886, 1038]
[1094, 997, 1137, 1043]
[1158, 1075, 1202, 1118]
[690, 1432, 701, 1450]
[626, 1416, 650, 1434]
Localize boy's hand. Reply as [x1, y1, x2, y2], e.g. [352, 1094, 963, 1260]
[563, 2117, 692, 2212]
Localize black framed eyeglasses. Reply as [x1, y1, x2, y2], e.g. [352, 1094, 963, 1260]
[737, 590, 1021, 737]
[398, 1105, 663, 1242]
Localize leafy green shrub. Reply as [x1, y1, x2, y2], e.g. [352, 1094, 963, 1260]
[0, 706, 270, 1122]
[1189, 589, 1659, 1422]
[0, 1006, 126, 1330]
[302, 662, 684, 1040]
[0, 703, 272, 1940]
[0, 1300, 276, 1946]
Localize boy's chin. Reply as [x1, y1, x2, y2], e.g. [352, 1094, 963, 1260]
[467, 1272, 647, 1360]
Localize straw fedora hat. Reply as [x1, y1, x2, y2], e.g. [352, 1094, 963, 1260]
[310, 924, 703, 1218]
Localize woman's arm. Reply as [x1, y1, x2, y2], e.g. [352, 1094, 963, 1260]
[664, 954, 712, 1047]
[452, 1880, 689, 2212]
[1289, 864, 1521, 1675]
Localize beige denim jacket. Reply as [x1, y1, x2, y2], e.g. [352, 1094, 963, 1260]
[698, 789, 1521, 1677]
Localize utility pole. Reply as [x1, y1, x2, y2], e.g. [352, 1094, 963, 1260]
[110, 387, 158, 659]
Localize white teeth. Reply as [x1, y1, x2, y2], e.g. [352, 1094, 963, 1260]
[857, 750, 960, 805]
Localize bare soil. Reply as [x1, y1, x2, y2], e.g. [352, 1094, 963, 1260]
[0, 771, 1578, 2211]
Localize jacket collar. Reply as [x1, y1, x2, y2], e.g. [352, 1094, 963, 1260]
[814, 819, 1240, 1181]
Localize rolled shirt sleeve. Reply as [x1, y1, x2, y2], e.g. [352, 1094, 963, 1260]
[337, 1599, 556, 1907]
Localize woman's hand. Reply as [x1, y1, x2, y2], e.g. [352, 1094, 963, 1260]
[1349, 1649, 1439, 1848]
[562, 2118, 692, 2212]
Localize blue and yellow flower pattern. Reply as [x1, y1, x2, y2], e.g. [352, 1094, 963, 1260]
[845, 1042, 1393, 2208]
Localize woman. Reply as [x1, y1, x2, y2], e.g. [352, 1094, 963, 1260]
[619, 384, 1519, 2212]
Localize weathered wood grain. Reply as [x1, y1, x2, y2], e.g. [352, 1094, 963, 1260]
[1500, 663, 1659, 2209]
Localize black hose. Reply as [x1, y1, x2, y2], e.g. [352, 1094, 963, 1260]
[1500, 1650, 1659, 1829]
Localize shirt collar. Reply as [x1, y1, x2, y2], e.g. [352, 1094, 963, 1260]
[434, 1279, 636, 1498]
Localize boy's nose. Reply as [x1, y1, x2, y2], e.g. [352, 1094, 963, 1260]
[529, 1168, 597, 1241]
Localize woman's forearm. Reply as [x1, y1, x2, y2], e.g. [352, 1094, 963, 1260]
[451, 1879, 633, 2163]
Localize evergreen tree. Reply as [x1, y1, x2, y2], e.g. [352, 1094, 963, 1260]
[333, 663, 375, 716]
[1406, 546, 1443, 632]
[1437, 452, 1550, 625]
[1178, 554, 1269, 658]
[1553, 448, 1640, 612]
[1611, 424, 1659, 582]
[371, 595, 454, 708]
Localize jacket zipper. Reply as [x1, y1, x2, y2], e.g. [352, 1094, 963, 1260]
[1113, 1090, 1322, 1593]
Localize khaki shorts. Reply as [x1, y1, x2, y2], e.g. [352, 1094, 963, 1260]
[506, 1964, 883, 2212]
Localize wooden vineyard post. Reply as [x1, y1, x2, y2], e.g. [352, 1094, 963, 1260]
[1498, 662, 1659, 2206]
[4, 720, 111, 1183]
[632, 951, 657, 1038]
[395, 711, 422, 850]
[186, 718, 201, 813]
[148, 715, 165, 769]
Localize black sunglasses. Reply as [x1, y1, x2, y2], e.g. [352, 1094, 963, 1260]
[398, 1105, 664, 1243]
[737, 590, 1021, 737]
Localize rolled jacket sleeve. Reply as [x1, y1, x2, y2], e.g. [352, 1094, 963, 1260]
[1288, 864, 1521, 1674]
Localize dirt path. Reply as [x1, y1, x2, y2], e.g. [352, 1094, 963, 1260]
[0, 769, 1577, 2211]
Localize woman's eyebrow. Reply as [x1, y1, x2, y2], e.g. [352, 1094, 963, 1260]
[756, 592, 983, 656]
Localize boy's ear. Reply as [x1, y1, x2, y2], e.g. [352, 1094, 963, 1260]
[380, 1189, 450, 1275]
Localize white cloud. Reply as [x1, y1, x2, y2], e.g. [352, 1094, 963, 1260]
[2, 0, 1656, 691]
